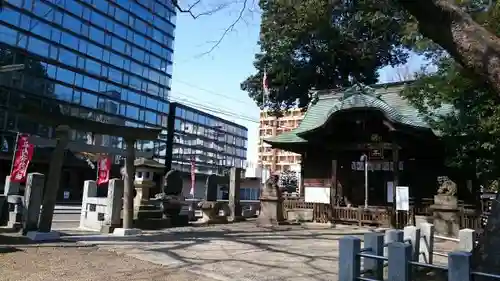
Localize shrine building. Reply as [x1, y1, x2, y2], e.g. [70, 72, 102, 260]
[264, 82, 477, 210]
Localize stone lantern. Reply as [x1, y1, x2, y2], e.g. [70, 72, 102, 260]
[131, 158, 165, 220]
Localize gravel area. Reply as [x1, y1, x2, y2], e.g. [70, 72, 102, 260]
[0, 234, 218, 281]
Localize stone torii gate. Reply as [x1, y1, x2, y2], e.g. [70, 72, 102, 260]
[17, 105, 161, 236]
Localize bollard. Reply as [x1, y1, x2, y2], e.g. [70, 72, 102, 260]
[385, 229, 404, 257]
[388, 242, 412, 281]
[387, 229, 404, 242]
[404, 225, 421, 261]
[339, 236, 361, 281]
[458, 228, 475, 252]
[448, 251, 471, 281]
[363, 232, 384, 280]
[420, 222, 435, 264]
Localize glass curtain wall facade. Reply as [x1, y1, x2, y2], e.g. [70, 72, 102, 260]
[0, 0, 175, 165]
[172, 103, 248, 175]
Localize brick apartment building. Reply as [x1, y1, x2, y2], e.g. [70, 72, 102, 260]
[258, 108, 305, 173]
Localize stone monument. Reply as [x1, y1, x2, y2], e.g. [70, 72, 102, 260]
[132, 158, 165, 220]
[205, 174, 218, 201]
[257, 174, 285, 227]
[100, 179, 124, 233]
[228, 167, 244, 222]
[152, 169, 188, 226]
[198, 174, 226, 224]
[431, 176, 460, 237]
[22, 173, 45, 235]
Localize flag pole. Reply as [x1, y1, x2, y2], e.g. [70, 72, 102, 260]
[9, 132, 20, 175]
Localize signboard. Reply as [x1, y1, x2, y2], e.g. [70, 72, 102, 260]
[395, 186, 409, 211]
[305, 187, 330, 204]
[304, 178, 330, 204]
[369, 148, 384, 160]
[11, 134, 35, 183]
[387, 181, 394, 203]
[351, 161, 404, 171]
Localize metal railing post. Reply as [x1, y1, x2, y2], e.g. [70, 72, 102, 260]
[363, 232, 384, 280]
[339, 236, 361, 281]
[388, 242, 412, 281]
[448, 251, 472, 281]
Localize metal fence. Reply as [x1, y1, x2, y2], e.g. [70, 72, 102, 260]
[339, 228, 500, 281]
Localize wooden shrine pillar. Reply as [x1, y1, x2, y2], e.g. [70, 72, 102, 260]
[391, 142, 400, 228]
[330, 159, 338, 222]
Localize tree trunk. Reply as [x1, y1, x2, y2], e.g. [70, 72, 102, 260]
[399, 0, 500, 94]
[397, 1, 500, 277]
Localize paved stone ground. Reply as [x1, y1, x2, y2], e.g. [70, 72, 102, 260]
[1, 221, 458, 281]
[62, 221, 392, 281]
[0, 231, 220, 281]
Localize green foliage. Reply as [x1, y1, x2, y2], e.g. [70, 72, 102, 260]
[241, 0, 410, 111]
[401, 2, 500, 184]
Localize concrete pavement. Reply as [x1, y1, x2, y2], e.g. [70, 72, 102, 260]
[62, 221, 381, 281]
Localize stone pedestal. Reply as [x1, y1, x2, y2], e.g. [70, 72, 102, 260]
[257, 175, 285, 227]
[7, 195, 23, 230]
[257, 196, 285, 227]
[133, 182, 158, 220]
[198, 201, 227, 224]
[133, 161, 168, 224]
[431, 194, 460, 237]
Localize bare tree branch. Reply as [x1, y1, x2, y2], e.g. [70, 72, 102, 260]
[169, 0, 251, 57]
[170, 0, 231, 19]
[194, 0, 248, 57]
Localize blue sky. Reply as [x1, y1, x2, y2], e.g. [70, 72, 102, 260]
[170, 5, 425, 164]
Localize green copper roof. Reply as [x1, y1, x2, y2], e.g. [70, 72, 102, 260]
[265, 83, 442, 145]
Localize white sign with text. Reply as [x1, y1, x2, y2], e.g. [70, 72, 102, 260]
[395, 186, 410, 211]
[304, 187, 330, 204]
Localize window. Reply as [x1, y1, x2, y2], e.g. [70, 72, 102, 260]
[59, 49, 77, 67]
[63, 13, 81, 34]
[61, 32, 79, 50]
[87, 44, 102, 59]
[82, 92, 98, 108]
[89, 27, 105, 43]
[126, 105, 139, 119]
[55, 84, 74, 102]
[91, 11, 106, 29]
[85, 59, 101, 75]
[56, 67, 75, 84]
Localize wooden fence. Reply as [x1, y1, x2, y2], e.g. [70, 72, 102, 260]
[283, 198, 482, 229]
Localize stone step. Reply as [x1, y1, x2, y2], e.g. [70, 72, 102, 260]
[136, 204, 159, 211]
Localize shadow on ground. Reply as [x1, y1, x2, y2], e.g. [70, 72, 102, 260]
[59, 221, 382, 281]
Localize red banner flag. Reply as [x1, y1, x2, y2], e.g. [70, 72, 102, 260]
[190, 157, 195, 196]
[97, 156, 111, 185]
[10, 134, 34, 183]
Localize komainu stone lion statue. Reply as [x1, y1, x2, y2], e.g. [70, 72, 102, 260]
[437, 176, 457, 196]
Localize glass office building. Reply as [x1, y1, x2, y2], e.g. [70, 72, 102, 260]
[0, 0, 175, 198]
[171, 102, 248, 175]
